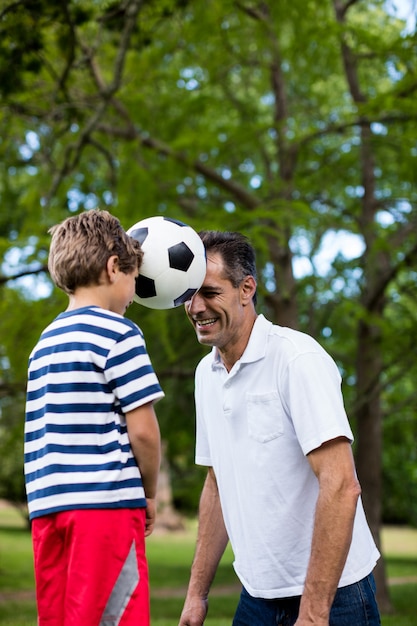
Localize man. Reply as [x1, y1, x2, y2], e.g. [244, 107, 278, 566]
[179, 231, 381, 626]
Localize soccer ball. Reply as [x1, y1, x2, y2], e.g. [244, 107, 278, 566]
[127, 216, 207, 309]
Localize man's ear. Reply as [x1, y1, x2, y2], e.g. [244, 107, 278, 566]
[241, 275, 257, 305]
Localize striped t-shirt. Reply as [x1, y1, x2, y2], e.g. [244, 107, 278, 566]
[24, 305, 164, 520]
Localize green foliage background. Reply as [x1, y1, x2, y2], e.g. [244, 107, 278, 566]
[0, 0, 416, 533]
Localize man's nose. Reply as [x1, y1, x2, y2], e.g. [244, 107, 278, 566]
[186, 290, 204, 314]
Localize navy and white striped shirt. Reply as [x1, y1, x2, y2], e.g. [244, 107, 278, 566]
[24, 306, 164, 520]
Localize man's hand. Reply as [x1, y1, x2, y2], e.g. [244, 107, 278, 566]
[178, 595, 208, 626]
[178, 469, 229, 625]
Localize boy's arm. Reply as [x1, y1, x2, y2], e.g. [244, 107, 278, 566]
[125, 402, 161, 536]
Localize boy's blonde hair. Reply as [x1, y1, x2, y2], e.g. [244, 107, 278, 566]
[48, 209, 143, 295]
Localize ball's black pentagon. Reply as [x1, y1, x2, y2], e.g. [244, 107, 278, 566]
[163, 217, 187, 227]
[174, 287, 198, 306]
[129, 227, 149, 245]
[168, 242, 194, 271]
[136, 274, 157, 298]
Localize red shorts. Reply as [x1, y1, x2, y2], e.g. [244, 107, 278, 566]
[31, 508, 149, 626]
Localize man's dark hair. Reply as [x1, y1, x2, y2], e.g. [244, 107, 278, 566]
[199, 230, 258, 305]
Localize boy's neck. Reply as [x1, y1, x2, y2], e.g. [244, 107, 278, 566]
[66, 286, 108, 312]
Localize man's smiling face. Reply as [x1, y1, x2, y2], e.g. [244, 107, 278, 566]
[185, 252, 245, 351]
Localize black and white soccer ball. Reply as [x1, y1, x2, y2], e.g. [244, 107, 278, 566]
[127, 216, 207, 309]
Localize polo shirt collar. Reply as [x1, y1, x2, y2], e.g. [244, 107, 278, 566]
[211, 314, 272, 369]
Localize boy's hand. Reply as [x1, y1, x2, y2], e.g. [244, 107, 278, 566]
[145, 497, 156, 536]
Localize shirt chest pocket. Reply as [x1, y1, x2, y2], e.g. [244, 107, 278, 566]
[246, 391, 283, 443]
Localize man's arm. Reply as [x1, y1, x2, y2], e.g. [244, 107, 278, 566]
[178, 467, 229, 626]
[295, 436, 361, 625]
[125, 402, 161, 536]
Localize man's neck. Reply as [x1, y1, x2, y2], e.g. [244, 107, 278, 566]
[219, 313, 257, 372]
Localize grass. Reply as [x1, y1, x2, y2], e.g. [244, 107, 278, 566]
[0, 503, 416, 625]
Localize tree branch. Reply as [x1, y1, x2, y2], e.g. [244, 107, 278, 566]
[0, 381, 26, 398]
[234, 1, 295, 180]
[362, 225, 417, 310]
[333, 0, 361, 20]
[43, 0, 144, 206]
[0, 0, 25, 20]
[0, 265, 48, 286]
[139, 132, 260, 209]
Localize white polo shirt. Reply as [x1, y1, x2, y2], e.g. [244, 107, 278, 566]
[195, 314, 379, 599]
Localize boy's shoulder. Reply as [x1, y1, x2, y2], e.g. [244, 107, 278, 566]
[41, 306, 143, 342]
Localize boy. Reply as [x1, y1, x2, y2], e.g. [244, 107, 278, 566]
[24, 209, 164, 626]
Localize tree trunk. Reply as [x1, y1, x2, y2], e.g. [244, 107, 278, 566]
[355, 318, 393, 613]
[155, 440, 185, 532]
[332, 0, 395, 603]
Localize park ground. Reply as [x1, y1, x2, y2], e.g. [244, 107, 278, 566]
[0, 500, 416, 625]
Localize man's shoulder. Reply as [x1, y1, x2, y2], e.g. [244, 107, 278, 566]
[255, 316, 329, 363]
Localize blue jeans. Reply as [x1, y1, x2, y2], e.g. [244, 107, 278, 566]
[232, 573, 381, 626]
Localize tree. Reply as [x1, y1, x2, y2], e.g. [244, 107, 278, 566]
[328, 0, 417, 607]
[1, 0, 417, 610]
